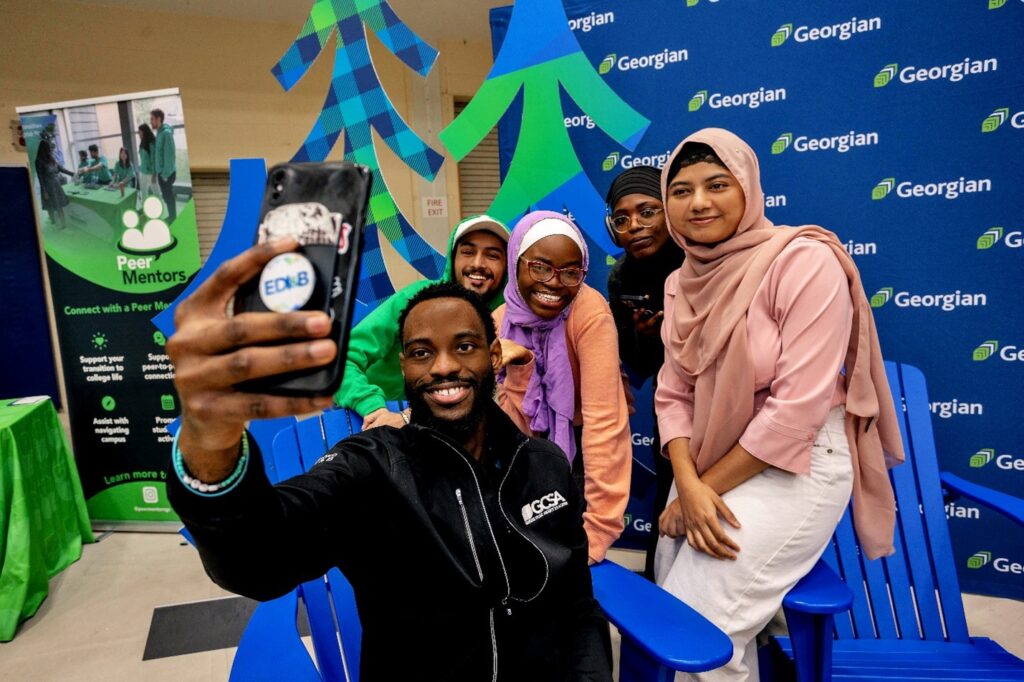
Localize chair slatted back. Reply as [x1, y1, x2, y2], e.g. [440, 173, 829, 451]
[269, 403, 404, 681]
[825, 362, 969, 643]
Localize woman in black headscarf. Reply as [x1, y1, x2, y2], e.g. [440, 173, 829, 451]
[34, 137, 74, 228]
[605, 165, 684, 578]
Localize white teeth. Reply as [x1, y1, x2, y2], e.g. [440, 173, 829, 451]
[430, 386, 463, 396]
[535, 292, 560, 303]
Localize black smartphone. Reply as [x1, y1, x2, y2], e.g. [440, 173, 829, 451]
[233, 162, 371, 397]
[617, 294, 660, 320]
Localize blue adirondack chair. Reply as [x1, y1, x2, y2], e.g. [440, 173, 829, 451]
[771, 361, 1024, 681]
[229, 403, 733, 681]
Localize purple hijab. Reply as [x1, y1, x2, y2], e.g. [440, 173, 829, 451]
[500, 211, 589, 462]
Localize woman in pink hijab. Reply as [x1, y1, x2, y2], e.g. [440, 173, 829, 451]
[653, 128, 903, 680]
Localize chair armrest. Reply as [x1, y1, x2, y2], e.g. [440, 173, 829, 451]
[783, 560, 853, 615]
[590, 560, 732, 672]
[941, 472, 1024, 527]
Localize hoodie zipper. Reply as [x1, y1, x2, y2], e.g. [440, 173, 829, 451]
[455, 488, 484, 581]
[456, 486, 498, 682]
[497, 441, 550, 603]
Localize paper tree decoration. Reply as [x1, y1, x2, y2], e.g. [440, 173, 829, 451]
[439, 0, 650, 223]
[274, 0, 447, 306]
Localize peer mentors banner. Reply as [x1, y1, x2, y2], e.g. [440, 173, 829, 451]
[18, 89, 200, 526]
[493, 1, 1023, 598]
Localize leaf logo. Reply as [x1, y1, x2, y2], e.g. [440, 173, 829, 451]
[598, 55, 616, 75]
[871, 177, 895, 200]
[771, 133, 793, 155]
[771, 23, 793, 47]
[687, 0, 700, 6]
[989, 0, 1008, 8]
[970, 448, 995, 468]
[869, 287, 893, 308]
[973, 340, 999, 361]
[602, 152, 620, 172]
[981, 108, 1009, 133]
[967, 551, 992, 569]
[977, 226, 1004, 250]
[688, 90, 708, 112]
[874, 63, 899, 88]
[623, 513, 633, 526]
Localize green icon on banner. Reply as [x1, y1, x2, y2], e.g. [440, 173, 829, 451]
[605, 255, 616, 266]
[598, 55, 616, 75]
[101, 396, 116, 412]
[977, 227, 1004, 250]
[989, 0, 1008, 8]
[771, 24, 793, 47]
[967, 551, 992, 569]
[970, 448, 995, 468]
[973, 340, 999, 361]
[602, 152, 620, 171]
[687, 0, 700, 6]
[874, 63, 898, 88]
[771, 133, 793, 155]
[871, 178, 895, 200]
[981, 108, 1009, 133]
[869, 287, 893, 308]
[160, 394, 176, 411]
[153, 330, 167, 346]
[688, 90, 708, 112]
[92, 332, 109, 350]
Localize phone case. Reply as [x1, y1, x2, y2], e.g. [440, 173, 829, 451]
[233, 162, 371, 396]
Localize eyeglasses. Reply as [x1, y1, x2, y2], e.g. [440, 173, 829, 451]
[606, 206, 664, 234]
[521, 259, 586, 287]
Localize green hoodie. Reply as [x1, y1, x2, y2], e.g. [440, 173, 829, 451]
[334, 216, 510, 416]
[154, 123, 176, 180]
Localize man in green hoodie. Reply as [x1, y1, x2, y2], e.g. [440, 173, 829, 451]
[335, 215, 510, 429]
[151, 108, 177, 221]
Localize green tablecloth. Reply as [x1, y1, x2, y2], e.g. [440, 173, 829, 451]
[0, 397, 93, 641]
[64, 185, 137, 244]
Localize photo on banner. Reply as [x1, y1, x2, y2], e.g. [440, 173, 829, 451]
[18, 88, 200, 527]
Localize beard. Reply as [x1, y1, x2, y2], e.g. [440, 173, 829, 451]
[405, 370, 496, 442]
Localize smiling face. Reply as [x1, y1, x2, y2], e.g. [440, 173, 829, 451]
[665, 161, 746, 245]
[400, 297, 501, 438]
[453, 230, 507, 299]
[611, 193, 669, 259]
[516, 235, 584, 319]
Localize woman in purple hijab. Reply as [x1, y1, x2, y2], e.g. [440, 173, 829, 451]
[493, 210, 632, 564]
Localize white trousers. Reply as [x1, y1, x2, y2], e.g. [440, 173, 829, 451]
[654, 406, 853, 681]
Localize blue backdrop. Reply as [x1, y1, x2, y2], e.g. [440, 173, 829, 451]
[493, 0, 1024, 599]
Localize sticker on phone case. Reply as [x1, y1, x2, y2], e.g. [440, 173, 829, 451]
[259, 252, 316, 312]
[258, 202, 352, 253]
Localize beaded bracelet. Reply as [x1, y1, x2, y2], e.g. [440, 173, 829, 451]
[172, 428, 250, 497]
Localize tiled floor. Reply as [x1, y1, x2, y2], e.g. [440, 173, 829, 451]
[2, 533, 1021, 681]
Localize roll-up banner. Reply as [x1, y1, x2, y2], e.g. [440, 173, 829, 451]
[18, 88, 200, 527]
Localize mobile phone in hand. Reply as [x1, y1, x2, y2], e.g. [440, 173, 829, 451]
[233, 162, 371, 396]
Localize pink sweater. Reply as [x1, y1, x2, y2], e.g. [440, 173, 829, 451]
[494, 285, 632, 563]
[656, 238, 853, 473]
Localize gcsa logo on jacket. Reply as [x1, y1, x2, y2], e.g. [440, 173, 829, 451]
[521, 490, 569, 525]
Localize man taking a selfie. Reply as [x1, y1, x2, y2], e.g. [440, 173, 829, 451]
[166, 240, 612, 681]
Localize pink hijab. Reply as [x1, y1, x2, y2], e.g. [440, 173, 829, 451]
[661, 128, 904, 559]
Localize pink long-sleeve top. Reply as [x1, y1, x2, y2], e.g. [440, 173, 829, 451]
[493, 285, 632, 563]
[656, 238, 854, 474]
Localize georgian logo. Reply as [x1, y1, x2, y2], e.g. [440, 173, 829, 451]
[844, 240, 877, 256]
[871, 176, 992, 200]
[977, 226, 1024, 249]
[567, 10, 614, 33]
[771, 16, 881, 47]
[688, 86, 786, 112]
[874, 58, 998, 88]
[981, 107, 1024, 132]
[988, 0, 1008, 8]
[602, 152, 620, 171]
[604, 149, 674, 171]
[930, 399, 983, 418]
[521, 490, 568, 525]
[869, 286, 986, 311]
[967, 551, 992, 569]
[599, 48, 689, 75]
[772, 130, 878, 155]
[972, 340, 1024, 362]
[970, 448, 995, 467]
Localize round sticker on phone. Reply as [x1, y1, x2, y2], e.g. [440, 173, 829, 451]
[259, 253, 316, 312]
